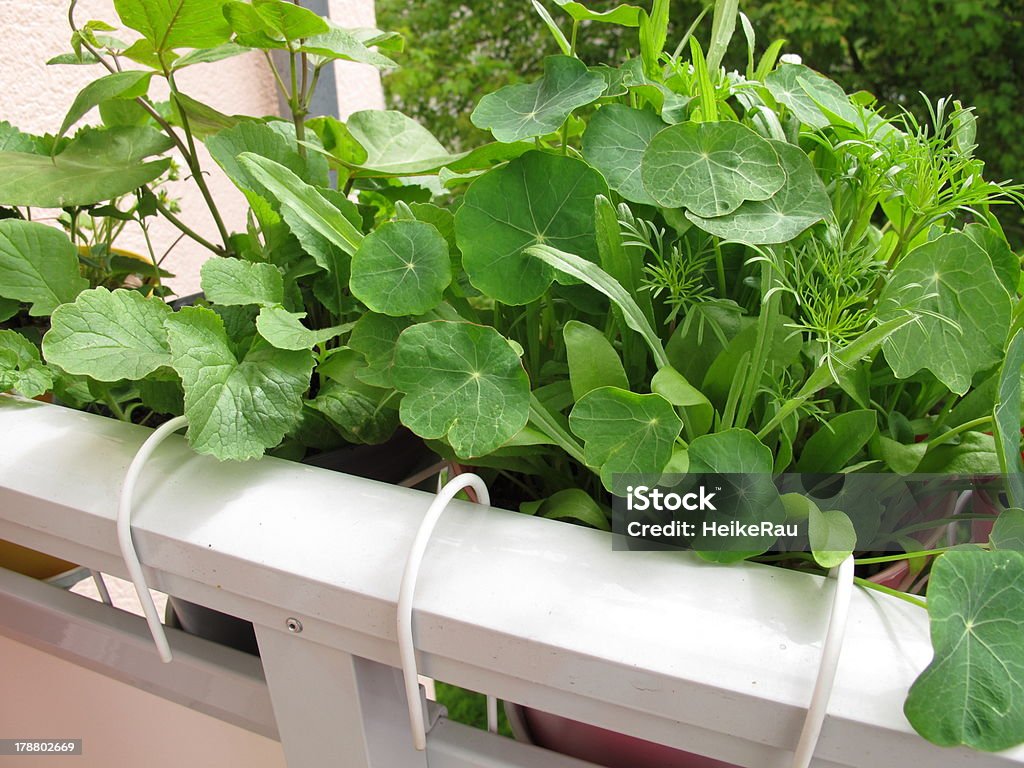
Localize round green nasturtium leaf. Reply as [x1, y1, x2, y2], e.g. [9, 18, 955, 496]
[807, 505, 856, 569]
[165, 306, 314, 461]
[905, 549, 1024, 751]
[471, 55, 606, 144]
[569, 386, 682, 494]
[686, 141, 832, 244]
[877, 232, 1011, 395]
[582, 104, 664, 205]
[455, 151, 607, 306]
[392, 321, 530, 458]
[640, 121, 786, 217]
[349, 313, 413, 388]
[0, 220, 88, 316]
[43, 287, 172, 382]
[990, 509, 1024, 552]
[350, 220, 451, 316]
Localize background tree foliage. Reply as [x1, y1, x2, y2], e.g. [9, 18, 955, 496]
[377, 0, 1023, 239]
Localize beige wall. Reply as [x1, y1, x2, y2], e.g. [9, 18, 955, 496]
[1, 0, 384, 295]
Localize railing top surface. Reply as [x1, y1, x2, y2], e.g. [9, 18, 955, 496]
[2, 396, 1021, 767]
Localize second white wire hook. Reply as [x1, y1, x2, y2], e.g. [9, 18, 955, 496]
[397, 472, 491, 751]
[117, 414, 189, 664]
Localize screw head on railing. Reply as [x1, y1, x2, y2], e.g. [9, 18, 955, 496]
[285, 617, 303, 633]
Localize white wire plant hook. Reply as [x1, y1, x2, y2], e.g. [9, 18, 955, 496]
[397, 472, 492, 751]
[117, 415, 189, 664]
[790, 555, 855, 768]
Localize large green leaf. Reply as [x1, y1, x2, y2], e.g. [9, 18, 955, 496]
[990, 509, 1024, 552]
[796, 410, 877, 473]
[0, 122, 36, 153]
[765, 64, 852, 130]
[563, 320, 629, 400]
[0, 221, 87, 316]
[0, 330, 53, 399]
[471, 55, 606, 143]
[43, 288, 172, 381]
[877, 233, 1011, 395]
[964, 223, 1020, 298]
[582, 105, 664, 205]
[239, 153, 364, 258]
[350, 220, 451, 316]
[114, 0, 232, 54]
[348, 313, 413, 388]
[345, 110, 449, 174]
[650, 366, 714, 438]
[200, 258, 283, 307]
[569, 386, 681, 493]
[917, 432, 1000, 474]
[256, 307, 349, 351]
[165, 306, 314, 460]
[995, 331, 1024, 506]
[641, 121, 785, 217]
[223, 0, 327, 47]
[551, 0, 642, 25]
[455, 152, 607, 305]
[310, 348, 397, 444]
[392, 321, 530, 458]
[299, 22, 399, 70]
[0, 127, 173, 208]
[686, 140, 832, 244]
[905, 549, 1024, 750]
[60, 71, 153, 137]
[207, 121, 326, 197]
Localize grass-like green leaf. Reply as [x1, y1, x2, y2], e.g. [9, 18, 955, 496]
[582, 105, 664, 205]
[471, 55, 606, 143]
[0, 127, 172, 208]
[569, 386, 681, 493]
[43, 287, 172, 381]
[350, 220, 451, 316]
[392, 321, 530, 458]
[905, 549, 1024, 751]
[200, 258, 283, 307]
[641, 121, 785, 217]
[165, 306, 314, 460]
[686, 140, 832, 244]
[0, 220, 87, 316]
[456, 152, 606, 305]
[878, 233, 1011, 395]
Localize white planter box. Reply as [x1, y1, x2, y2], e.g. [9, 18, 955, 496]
[1, 395, 1022, 768]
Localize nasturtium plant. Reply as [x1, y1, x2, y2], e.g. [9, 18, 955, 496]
[4, 0, 1024, 754]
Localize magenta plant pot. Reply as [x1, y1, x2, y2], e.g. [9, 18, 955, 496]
[506, 702, 739, 768]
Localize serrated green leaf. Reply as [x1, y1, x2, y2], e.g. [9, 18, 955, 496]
[990, 509, 1024, 552]
[807, 504, 856, 568]
[255, 306, 349, 350]
[455, 152, 606, 306]
[392, 321, 530, 458]
[350, 220, 451, 316]
[563, 320, 629, 400]
[569, 386, 681, 493]
[0, 220, 88, 316]
[582, 105, 664, 205]
[878, 233, 1011, 395]
[165, 305, 313, 460]
[551, 0, 642, 25]
[349, 313, 412, 388]
[0, 330, 53, 398]
[200, 258, 283, 307]
[114, 0, 232, 53]
[686, 140, 832, 244]
[43, 287, 172, 381]
[905, 549, 1024, 750]
[796, 410, 877, 473]
[0, 122, 36, 153]
[641, 121, 785, 217]
[0, 126, 172, 207]
[471, 55, 606, 143]
[60, 71, 153, 138]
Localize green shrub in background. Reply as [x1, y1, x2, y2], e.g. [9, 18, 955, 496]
[377, 0, 1024, 242]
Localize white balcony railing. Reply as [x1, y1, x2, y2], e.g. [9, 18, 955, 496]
[2, 395, 1023, 768]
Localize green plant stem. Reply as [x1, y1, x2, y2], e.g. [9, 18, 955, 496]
[101, 390, 129, 422]
[890, 514, 997, 539]
[853, 576, 928, 609]
[926, 416, 993, 450]
[528, 395, 587, 466]
[854, 547, 966, 566]
[167, 73, 232, 252]
[264, 51, 292, 102]
[713, 240, 727, 296]
[145, 187, 224, 255]
[288, 50, 308, 160]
